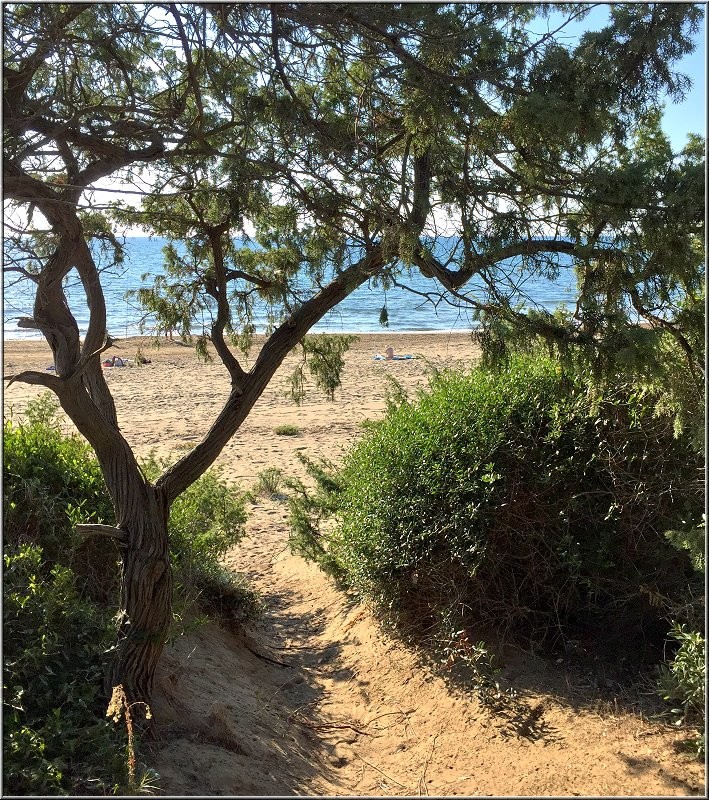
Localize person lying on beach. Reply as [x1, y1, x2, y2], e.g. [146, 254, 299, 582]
[373, 346, 418, 361]
[102, 355, 126, 367]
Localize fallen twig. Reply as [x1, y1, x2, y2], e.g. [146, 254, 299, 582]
[418, 733, 438, 796]
[243, 642, 294, 668]
[365, 708, 415, 728]
[355, 754, 407, 789]
[289, 710, 373, 737]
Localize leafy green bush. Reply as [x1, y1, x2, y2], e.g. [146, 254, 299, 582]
[3, 395, 257, 794]
[290, 356, 702, 659]
[657, 518, 705, 753]
[657, 624, 706, 724]
[3, 545, 129, 795]
[3, 399, 114, 570]
[664, 517, 706, 575]
[169, 471, 257, 624]
[3, 398, 134, 794]
[287, 453, 345, 565]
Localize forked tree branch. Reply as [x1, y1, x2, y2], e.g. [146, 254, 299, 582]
[157, 245, 385, 504]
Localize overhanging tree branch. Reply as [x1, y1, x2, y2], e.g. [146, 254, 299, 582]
[157, 245, 385, 504]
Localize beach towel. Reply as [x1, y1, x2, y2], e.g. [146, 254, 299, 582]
[373, 353, 417, 361]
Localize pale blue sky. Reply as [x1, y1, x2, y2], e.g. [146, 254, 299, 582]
[662, 15, 706, 149]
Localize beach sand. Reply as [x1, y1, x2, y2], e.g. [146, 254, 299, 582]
[3, 332, 481, 485]
[2, 332, 704, 797]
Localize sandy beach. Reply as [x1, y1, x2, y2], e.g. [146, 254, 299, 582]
[2, 331, 704, 796]
[3, 332, 482, 486]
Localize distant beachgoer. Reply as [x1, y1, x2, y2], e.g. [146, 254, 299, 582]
[373, 347, 417, 361]
[102, 355, 126, 367]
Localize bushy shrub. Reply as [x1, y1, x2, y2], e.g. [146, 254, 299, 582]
[3, 395, 256, 794]
[3, 401, 128, 794]
[3, 399, 114, 568]
[3, 545, 128, 795]
[287, 453, 345, 566]
[657, 624, 706, 724]
[169, 470, 256, 623]
[657, 518, 705, 753]
[291, 356, 702, 658]
[5, 397, 255, 625]
[250, 466, 285, 499]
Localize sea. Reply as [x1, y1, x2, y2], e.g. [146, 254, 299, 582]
[3, 236, 579, 340]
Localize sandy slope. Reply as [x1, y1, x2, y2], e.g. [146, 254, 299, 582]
[2, 333, 704, 796]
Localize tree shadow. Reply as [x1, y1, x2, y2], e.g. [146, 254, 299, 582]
[337, 591, 686, 754]
[148, 581, 369, 795]
[615, 752, 702, 794]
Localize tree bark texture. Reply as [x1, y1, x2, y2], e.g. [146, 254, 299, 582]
[106, 487, 172, 706]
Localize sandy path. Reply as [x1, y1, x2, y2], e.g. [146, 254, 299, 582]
[2, 333, 704, 796]
[149, 501, 704, 797]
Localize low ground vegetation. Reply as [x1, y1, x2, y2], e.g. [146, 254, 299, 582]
[289, 353, 704, 749]
[3, 395, 256, 795]
[274, 424, 300, 436]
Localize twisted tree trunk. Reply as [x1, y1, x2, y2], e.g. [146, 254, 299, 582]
[79, 486, 173, 707]
[4, 143, 389, 706]
[107, 486, 172, 705]
[57, 377, 173, 709]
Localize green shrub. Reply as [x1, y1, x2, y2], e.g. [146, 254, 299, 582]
[3, 396, 256, 793]
[287, 453, 345, 566]
[657, 624, 706, 725]
[3, 401, 127, 794]
[189, 567, 262, 623]
[3, 401, 114, 569]
[4, 400, 254, 625]
[274, 424, 300, 436]
[3, 544, 128, 795]
[250, 466, 285, 499]
[291, 355, 702, 659]
[664, 517, 706, 575]
[657, 517, 705, 753]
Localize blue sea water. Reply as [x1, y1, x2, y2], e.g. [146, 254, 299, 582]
[3, 236, 579, 340]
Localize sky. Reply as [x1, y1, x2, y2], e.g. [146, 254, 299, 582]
[659, 17, 706, 150]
